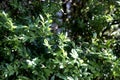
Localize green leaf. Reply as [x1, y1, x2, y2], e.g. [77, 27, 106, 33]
[70, 49, 78, 59]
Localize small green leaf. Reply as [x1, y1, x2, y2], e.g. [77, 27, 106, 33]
[70, 49, 78, 59]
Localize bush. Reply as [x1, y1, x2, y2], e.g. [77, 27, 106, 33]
[0, 0, 120, 80]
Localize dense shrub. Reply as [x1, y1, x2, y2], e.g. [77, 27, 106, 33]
[0, 0, 120, 80]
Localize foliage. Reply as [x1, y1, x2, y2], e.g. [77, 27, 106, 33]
[61, 0, 120, 40]
[0, 0, 120, 80]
